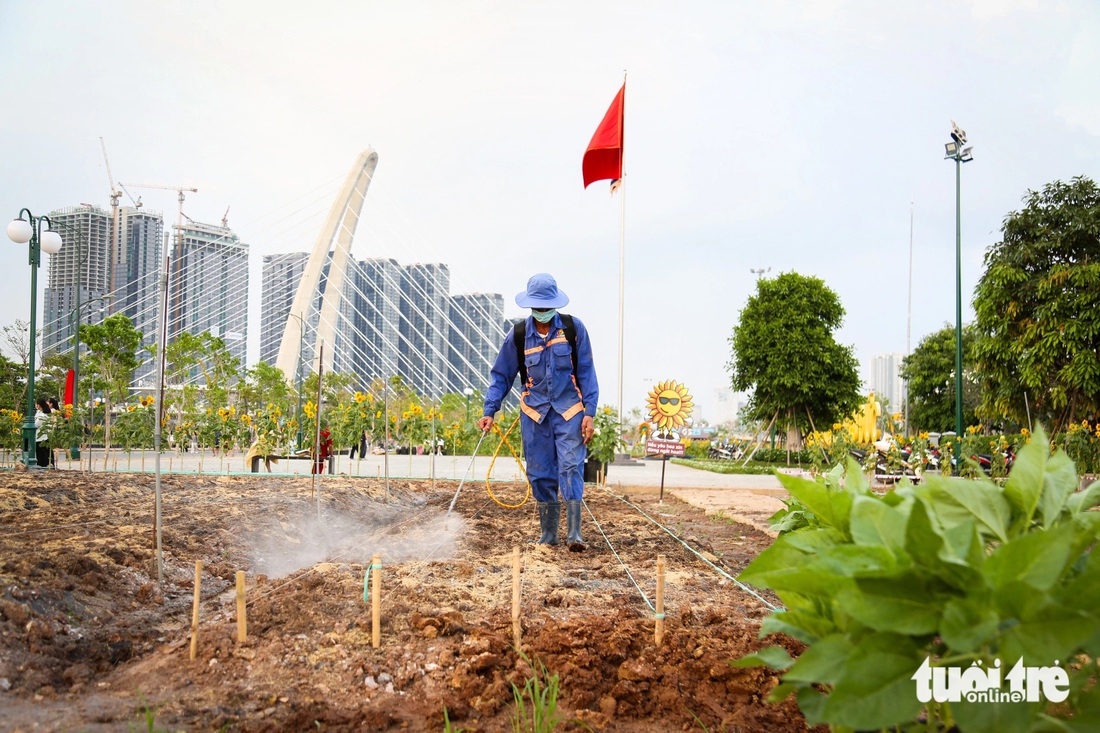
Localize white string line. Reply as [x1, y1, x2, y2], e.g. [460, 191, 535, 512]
[582, 498, 656, 613]
[597, 486, 781, 612]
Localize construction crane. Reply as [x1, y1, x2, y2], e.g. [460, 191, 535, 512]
[120, 182, 198, 206]
[221, 206, 230, 228]
[119, 184, 142, 208]
[99, 137, 121, 209]
[100, 138, 141, 208]
[118, 183, 199, 337]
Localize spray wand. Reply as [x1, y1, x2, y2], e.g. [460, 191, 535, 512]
[446, 429, 489, 516]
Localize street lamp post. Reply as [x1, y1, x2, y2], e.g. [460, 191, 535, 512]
[944, 121, 974, 475]
[7, 210, 63, 467]
[463, 386, 474, 422]
[287, 312, 307, 448]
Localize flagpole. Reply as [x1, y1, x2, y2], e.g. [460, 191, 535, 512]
[617, 175, 625, 436]
[617, 70, 627, 443]
[581, 75, 627, 440]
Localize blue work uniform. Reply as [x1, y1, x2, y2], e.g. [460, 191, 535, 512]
[483, 313, 599, 502]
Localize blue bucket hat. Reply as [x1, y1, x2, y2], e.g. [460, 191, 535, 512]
[515, 273, 569, 309]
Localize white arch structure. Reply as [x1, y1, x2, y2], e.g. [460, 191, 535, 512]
[275, 148, 378, 377]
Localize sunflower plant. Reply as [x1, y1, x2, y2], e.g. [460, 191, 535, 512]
[111, 399, 156, 451]
[0, 408, 22, 452]
[331, 390, 378, 453]
[397, 402, 429, 450]
[251, 403, 288, 455]
[1062, 419, 1100, 475]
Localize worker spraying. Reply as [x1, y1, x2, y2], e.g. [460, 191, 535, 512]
[478, 273, 599, 551]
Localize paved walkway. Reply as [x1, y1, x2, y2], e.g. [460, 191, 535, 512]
[29, 450, 790, 535]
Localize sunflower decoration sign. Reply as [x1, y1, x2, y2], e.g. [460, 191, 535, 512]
[645, 380, 693, 457]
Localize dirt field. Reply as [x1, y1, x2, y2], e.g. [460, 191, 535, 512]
[0, 469, 816, 732]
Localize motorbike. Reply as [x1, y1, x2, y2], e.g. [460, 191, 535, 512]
[927, 444, 1016, 477]
[849, 434, 922, 484]
[708, 441, 744, 461]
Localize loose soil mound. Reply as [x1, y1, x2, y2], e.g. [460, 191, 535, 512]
[0, 471, 816, 732]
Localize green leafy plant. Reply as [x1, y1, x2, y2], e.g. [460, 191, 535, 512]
[586, 406, 625, 466]
[511, 650, 562, 733]
[735, 426, 1100, 732]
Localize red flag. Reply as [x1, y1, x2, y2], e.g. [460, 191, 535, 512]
[63, 369, 74, 406]
[582, 84, 624, 189]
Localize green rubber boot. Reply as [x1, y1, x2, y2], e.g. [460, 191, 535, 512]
[565, 500, 587, 552]
[536, 501, 561, 545]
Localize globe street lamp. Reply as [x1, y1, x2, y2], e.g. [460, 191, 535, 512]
[7, 210, 63, 467]
[945, 121, 974, 474]
[463, 386, 474, 422]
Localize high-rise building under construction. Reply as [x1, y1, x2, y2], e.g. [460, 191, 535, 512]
[171, 220, 249, 370]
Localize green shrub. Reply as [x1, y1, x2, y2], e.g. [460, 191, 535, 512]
[736, 427, 1100, 731]
[748, 447, 813, 464]
[682, 439, 709, 459]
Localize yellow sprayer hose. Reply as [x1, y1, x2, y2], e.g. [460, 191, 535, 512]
[484, 416, 531, 508]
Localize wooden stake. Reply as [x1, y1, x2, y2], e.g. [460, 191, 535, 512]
[655, 555, 666, 646]
[190, 560, 203, 660]
[235, 570, 247, 642]
[512, 546, 521, 649]
[371, 553, 381, 648]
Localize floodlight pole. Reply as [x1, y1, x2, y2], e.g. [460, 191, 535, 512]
[944, 124, 973, 474]
[953, 155, 963, 470]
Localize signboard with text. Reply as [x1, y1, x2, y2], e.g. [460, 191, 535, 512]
[645, 438, 685, 457]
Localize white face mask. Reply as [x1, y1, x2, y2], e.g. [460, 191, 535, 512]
[532, 309, 557, 324]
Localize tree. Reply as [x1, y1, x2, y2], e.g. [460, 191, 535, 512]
[237, 361, 291, 417]
[1, 319, 30, 366]
[727, 272, 861, 447]
[900, 324, 980, 433]
[0, 353, 24, 413]
[80, 314, 141, 468]
[1, 319, 30, 410]
[973, 176, 1100, 432]
[37, 351, 73, 408]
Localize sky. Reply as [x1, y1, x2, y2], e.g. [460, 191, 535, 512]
[1, 0, 1098, 423]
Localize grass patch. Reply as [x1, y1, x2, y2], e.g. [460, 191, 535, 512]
[511, 651, 562, 732]
[671, 458, 802, 475]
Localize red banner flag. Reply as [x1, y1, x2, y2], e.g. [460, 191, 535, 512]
[582, 84, 625, 189]
[63, 369, 74, 415]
